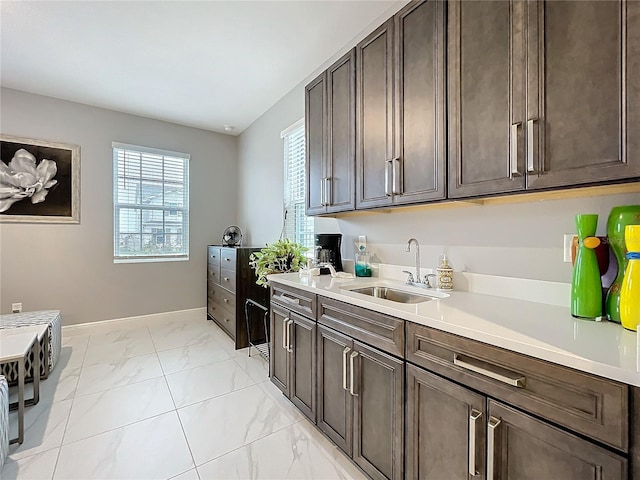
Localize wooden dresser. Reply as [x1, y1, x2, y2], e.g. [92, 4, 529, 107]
[206, 246, 269, 349]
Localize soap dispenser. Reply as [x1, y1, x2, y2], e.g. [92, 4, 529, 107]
[437, 254, 453, 290]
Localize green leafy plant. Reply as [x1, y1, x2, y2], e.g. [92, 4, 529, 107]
[249, 239, 308, 287]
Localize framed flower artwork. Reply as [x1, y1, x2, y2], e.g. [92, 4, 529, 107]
[0, 135, 80, 223]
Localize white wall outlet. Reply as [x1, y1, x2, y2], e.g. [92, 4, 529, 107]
[11, 302, 22, 313]
[563, 234, 577, 263]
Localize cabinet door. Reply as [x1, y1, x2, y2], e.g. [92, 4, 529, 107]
[488, 401, 627, 480]
[352, 341, 404, 480]
[448, 0, 526, 198]
[406, 365, 487, 480]
[393, 0, 446, 205]
[269, 306, 290, 396]
[356, 18, 394, 209]
[526, 0, 640, 188]
[317, 325, 353, 456]
[305, 72, 327, 215]
[327, 49, 356, 213]
[289, 312, 316, 422]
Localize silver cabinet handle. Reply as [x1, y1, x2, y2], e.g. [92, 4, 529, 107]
[527, 118, 537, 173]
[349, 351, 359, 396]
[510, 123, 522, 177]
[282, 317, 289, 350]
[224, 277, 229, 282]
[342, 347, 351, 391]
[453, 354, 525, 388]
[487, 416, 501, 480]
[325, 177, 331, 206]
[392, 157, 401, 195]
[275, 294, 300, 305]
[225, 258, 231, 262]
[320, 178, 325, 206]
[286, 319, 294, 353]
[468, 409, 482, 476]
[384, 159, 393, 196]
[223, 298, 229, 303]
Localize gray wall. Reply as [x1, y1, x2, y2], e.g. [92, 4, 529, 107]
[237, 80, 639, 284]
[0, 88, 237, 325]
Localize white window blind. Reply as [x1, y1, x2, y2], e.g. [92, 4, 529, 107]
[282, 119, 314, 250]
[112, 142, 190, 263]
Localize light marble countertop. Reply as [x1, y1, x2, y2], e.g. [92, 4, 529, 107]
[268, 272, 640, 387]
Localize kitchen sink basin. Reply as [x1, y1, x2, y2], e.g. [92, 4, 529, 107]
[347, 286, 436, 304]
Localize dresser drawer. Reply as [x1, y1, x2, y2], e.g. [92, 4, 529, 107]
[207, 246, 221, 266]
[214, 289, 236, 311]
[220, 268, 237, 293]
[207, 264, 220, 286]
[221, 248, 237, 267]
[271, 283, 317, 319]
[318, 297, 404, 358]
[406, 322, 629, 451]
[209, 301, 236, 336]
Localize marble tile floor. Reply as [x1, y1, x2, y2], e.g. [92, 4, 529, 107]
[2, 310, 366, 480]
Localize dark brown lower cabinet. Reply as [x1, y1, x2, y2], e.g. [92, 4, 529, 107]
[489, 401, 627, 480]
[316, 324, 404, 480]
[406, 364, 627, 480]
[269, 304, 316, 422]
[406, 364, 486, 479]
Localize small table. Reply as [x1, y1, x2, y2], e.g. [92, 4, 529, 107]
[0, 325, 45, 444]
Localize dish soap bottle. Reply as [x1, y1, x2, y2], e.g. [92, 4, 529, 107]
[437, 254, 453, 290]
[355, 246, 372, 277]
[620, 225, 640, 331]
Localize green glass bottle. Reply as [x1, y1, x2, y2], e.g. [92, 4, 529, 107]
[571, 214, 602, 319]
[605, 205, 640, 323]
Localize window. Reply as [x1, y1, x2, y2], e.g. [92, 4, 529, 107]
[281, 119, 314, 250]
[113, 142, 189, 263]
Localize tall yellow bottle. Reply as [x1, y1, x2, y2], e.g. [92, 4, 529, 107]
[620, 225, 640, 331]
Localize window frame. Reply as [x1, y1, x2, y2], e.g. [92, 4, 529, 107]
[112, 142, 190, 264]
[281, 119, 314, 250]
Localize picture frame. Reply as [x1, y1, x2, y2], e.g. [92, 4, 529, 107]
[0, 134, 80, 224]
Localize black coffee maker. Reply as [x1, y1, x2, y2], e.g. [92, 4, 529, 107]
[315, 233, 343, 273]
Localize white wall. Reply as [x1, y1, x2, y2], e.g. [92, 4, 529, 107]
[0, 88, 237, 325]
[237, 72, 640, 285]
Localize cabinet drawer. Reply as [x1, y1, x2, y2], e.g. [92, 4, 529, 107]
[271, 284, 317, 319]
[214, 289, 236, 311]
[207, 247, 221, 266]
[209, 301, 236, 336]
[219, 268, 236, 293]
[319, 297, 404, 358]
[207, 264, 220, 285]
[221, 248, 237, 267]
[406, 323, 629, 451]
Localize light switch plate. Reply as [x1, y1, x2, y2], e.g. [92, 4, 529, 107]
[563, 234, 577, 263]
[11, 302, 22, 313]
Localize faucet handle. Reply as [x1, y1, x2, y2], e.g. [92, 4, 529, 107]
[402, 270, 415, 284]
[424, 274, 437, 288]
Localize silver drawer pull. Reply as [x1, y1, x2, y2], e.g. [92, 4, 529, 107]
[342, 347, 351, 391]
[276, 294, 300, 305]
[453, 354, 525, 388]
[468, 409, 482, 476]
[487, 416, 501, 480]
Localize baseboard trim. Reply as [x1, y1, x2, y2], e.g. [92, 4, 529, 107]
[61, 307, 206, 334]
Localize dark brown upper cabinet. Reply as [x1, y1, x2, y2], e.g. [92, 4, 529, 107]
[356, 0, 446, 209]
[526, 0, 640, 189]
[450, 0, 640, 199]
[305, 49, 356, 215]
[448, 0, 527, 198]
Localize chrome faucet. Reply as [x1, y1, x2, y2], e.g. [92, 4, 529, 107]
[406, 238, 421, 284]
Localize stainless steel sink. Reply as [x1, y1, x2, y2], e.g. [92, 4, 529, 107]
[348, 286, 435, 304]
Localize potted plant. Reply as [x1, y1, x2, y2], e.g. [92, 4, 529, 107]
[249, 238, 308, 287]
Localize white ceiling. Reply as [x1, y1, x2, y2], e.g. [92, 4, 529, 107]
[0, 1, 402, 135]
